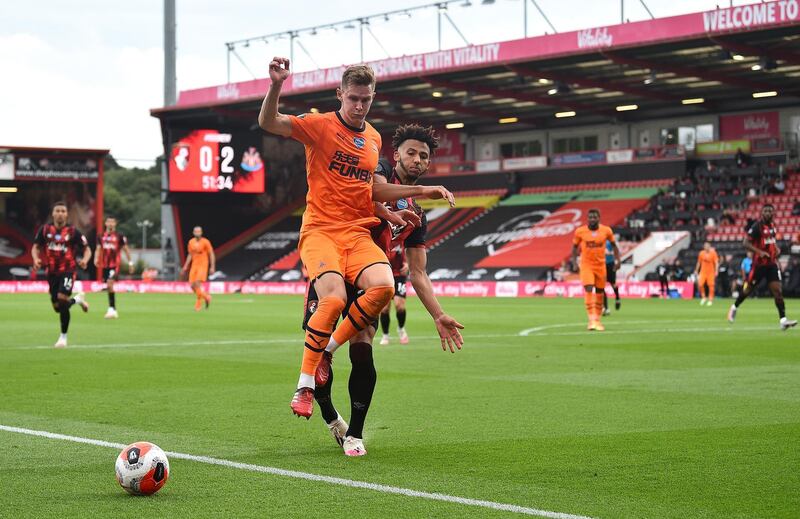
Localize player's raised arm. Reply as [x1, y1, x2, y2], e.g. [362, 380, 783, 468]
[407, 246, 464, 353]
[258, 57, 293, 137]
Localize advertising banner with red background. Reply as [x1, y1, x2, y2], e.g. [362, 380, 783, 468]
[719, 111, 780, 140]
[476, 199, 648, 268]
[169, 2, 800, 109]
[0, 280, 694, 298]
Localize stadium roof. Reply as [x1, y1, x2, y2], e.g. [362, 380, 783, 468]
[152, 2, 800, 133]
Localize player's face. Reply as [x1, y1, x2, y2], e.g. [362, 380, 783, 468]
[193, 227, 203, 239]
[394, 139, 431, 184]
[703, 242, 711, 251]
[587, 212, 599, 229]
[106, 218, 116, 231]
[337, 83, 374, 126]
[761, 206, 774, 223]
[52, 205, 68, 226]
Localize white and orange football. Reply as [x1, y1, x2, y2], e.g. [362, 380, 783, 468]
[115, 442, 170, 495]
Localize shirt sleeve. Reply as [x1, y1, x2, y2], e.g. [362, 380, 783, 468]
[374, 158, 393, 181]
[746, 222, 761, 240]
[288, 112, 326, 146]
[72, 229, 88, 254]
[606, 227, 616, 243]
[33, 225, 46, 246]
[404, 212, 427, 249]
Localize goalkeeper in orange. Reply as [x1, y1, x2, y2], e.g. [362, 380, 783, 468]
[571, 209, 620, 331]
[695, 241, 719, 306]
[181, 226, 215, 311]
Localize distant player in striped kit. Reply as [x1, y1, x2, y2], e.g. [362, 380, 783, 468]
[94, 217, 133, 319]
[31, 201, 91, 348]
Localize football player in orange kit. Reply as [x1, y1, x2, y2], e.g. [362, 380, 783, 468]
[695, 241, 719, 306]
[181, 226, 215, 311]
[258, 57, 456, 419]
[571, 209, 620, 331]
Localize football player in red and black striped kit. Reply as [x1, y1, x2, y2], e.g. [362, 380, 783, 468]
[728, 204, 797, 330]
[31, 201, 91, 348]
[307, 124, 464, 456]
[94, 216, 133, 319]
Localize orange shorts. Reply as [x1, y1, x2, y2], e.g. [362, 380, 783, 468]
[579, 265, 606, 289]
[299, 228, 388, 285]
[189, 266, 208, 283]
[698, 273, 715, 287]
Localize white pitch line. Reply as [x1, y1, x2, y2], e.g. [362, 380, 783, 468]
[11, 338, 297, 351]
[0, 424, 595, 519]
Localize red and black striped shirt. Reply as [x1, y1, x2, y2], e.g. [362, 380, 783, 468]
[98, 231, 128, 269]
[33, 224, 87, 275]
[746, 220, 779, 267]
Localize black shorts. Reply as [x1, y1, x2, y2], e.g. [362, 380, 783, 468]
[102, 267, 120, 282]
[746, 264, 781, 287]
[394, 275, 408, 298]
[48, 273, 75, 303]
[605, 264, 616, 285]
[302, 280, 375, 331]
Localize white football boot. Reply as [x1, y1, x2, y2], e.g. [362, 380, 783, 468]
[54, 334, 67, 348]
[342, 435, 367, 457]
[780, 317, 797, 331]
[73, 292, 89, 313]
[104, 308, 118, 319]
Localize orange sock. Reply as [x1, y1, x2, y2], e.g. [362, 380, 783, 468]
[331, 285, 394, 347]
[300, 296, 346, 376]
[584, 292, 595, 320]
[594, 291, 605, 319]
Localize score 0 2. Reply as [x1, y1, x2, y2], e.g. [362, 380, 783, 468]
[199, 144, 235, 191]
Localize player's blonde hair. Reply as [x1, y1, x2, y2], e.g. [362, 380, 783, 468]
[341, 64, 376, 91]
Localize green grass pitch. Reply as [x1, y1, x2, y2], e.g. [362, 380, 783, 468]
[1, 292, 798, 518]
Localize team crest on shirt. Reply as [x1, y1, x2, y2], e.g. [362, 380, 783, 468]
[397, 199, 409, 210]
[353, 136, 365, 149]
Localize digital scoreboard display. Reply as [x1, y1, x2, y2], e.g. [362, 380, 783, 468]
[168, 129, 265, 193]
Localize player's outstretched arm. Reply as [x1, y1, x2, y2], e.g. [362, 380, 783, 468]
[372, 183, 455, 207]
[407, 247, 464, 353]
[257, 57, 293, 137]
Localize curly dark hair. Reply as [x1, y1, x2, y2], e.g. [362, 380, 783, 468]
[391, 124, 439, 155]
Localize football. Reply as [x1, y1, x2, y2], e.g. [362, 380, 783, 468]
[115, 442, 170, 495]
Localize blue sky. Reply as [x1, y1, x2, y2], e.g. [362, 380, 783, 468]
[1, 0, 743, 165]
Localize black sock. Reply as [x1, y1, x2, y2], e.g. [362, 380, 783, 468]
[775, 297, 786, 319]
[346, 342, 376, 439]
[314, 365, 339, 424]
[59, 306, 70, 334]
[734, 291, 747, 308]
[613, 286, 620, 300]
[68, 297, 76, 307]
[109, 292, 116, 308]
[380, 312, 390, 334]
[396, 309, 406, 328]
[603, 292, 608, 310]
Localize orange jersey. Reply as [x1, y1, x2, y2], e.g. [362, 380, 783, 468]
[187, 237, 213, 269]
[573, 224, 615, 268]
[697, 249, 718, 274]
[289, 111, 382, 238]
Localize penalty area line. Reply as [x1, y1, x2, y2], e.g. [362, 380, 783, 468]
[0, 424, 596, 519]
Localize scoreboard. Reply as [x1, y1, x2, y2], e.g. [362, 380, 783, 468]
[168, 129, 265, 193]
